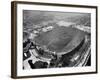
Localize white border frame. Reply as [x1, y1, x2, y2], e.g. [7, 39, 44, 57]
[16, 3, 97, 77]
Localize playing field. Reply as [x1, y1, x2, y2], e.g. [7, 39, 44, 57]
[34, 26, 86, 53]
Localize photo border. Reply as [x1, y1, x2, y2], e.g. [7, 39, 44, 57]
[11, 1, 98, 79]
